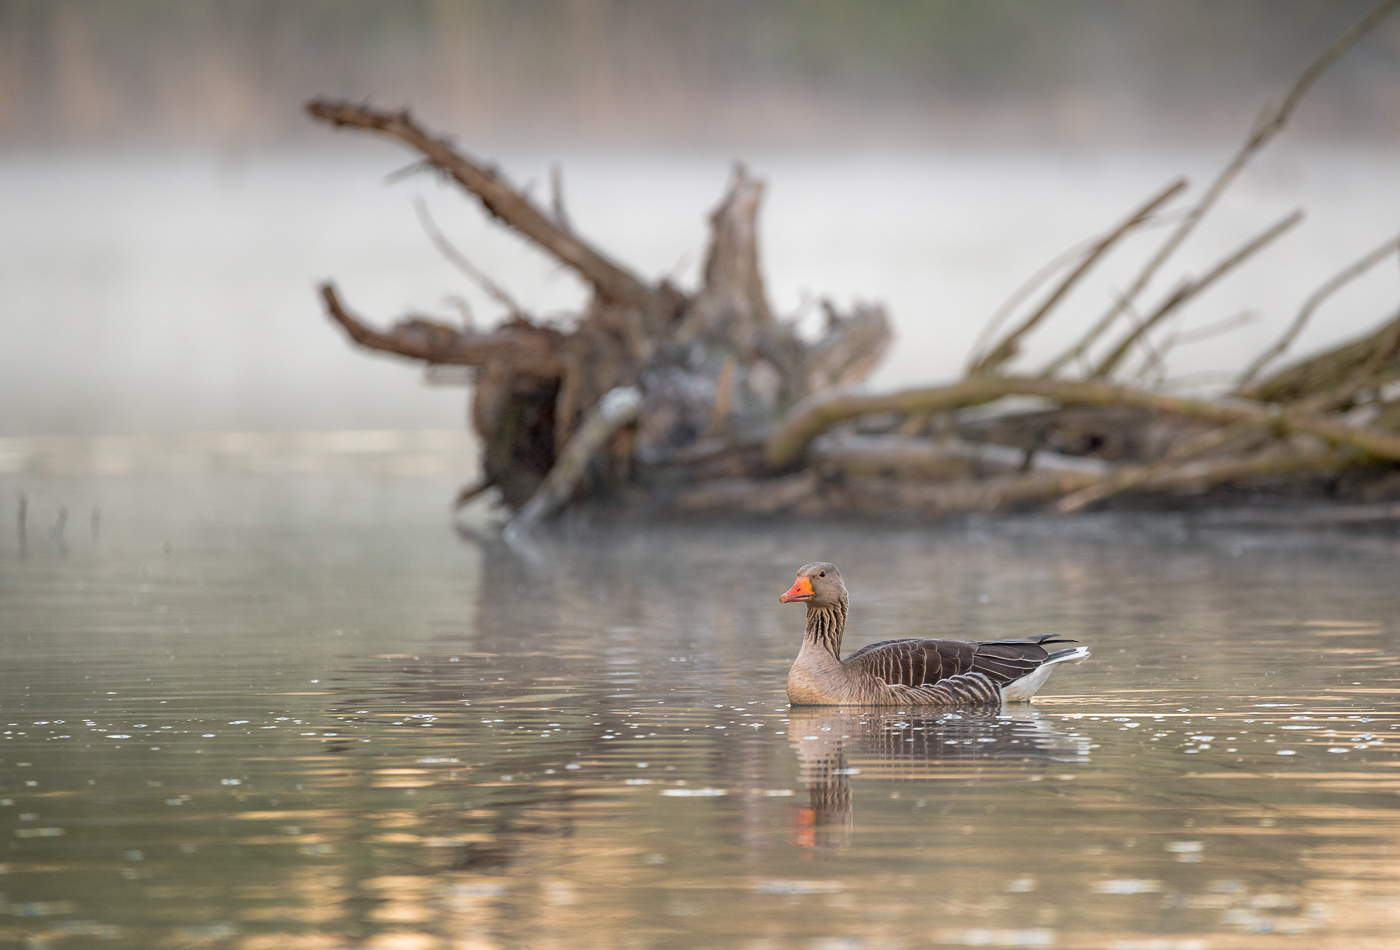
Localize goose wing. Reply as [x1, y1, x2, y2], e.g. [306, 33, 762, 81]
[845, 633, 1076, 689]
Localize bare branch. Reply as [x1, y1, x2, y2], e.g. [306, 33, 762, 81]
[384, 159, 434, 184]
[1298, 306, 1400, 413]
[1170, 310, 1261, 348]
[1237, 232, 1400, 389]
[1108, 287, 1168, 382]
[1273, 0, 1400, 121]
[318, 282, 565, 378]
[1135, 310, 1259, 385]
[1041, 0, 1399, 377]
[413, 199, 531, 324]
[970, 177, 1187, 375]
[414, 197, 532, 323]
[765, 373, 1400, 469]
[1090, 210, 1302, 379]
[1054, 418, 1260, 512]
[967, 239, 1097, 372]
[678, 448, 1357, 517]
[306, 99, 664, 314]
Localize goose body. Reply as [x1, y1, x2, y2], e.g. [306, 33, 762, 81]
[780, 562, 1089, 706]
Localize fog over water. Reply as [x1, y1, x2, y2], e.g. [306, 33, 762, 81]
[4, 142, 1400, 437]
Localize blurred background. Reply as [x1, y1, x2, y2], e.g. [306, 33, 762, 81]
[3, 0, 1400, 437]
[7, 1, 1400, 148]
[9, 11, 1400, 949]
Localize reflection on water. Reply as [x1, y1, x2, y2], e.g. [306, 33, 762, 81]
[789, 709, 1090, 849]
[3, 466, 1400, 948]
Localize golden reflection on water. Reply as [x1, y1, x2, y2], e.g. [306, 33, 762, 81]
[2, 473, 1400, 948]
[787, 708, 1090, 849]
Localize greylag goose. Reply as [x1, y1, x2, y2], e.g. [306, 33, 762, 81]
[779, 562, 1089, 705]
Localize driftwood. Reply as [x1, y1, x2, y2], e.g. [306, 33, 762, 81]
[309, 1, 1400, 527]
[502, 386, 640, 547]
[308, 99, 890, 518]
[765, 375, 1400, 469]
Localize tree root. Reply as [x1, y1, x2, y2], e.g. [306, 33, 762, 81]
[320, 283, 565, 379]
[308, 3, 1400, 525]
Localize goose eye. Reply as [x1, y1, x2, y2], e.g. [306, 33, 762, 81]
[818, 571, 826, 577]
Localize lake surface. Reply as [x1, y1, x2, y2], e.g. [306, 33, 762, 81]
[4, 460, 1400, 949]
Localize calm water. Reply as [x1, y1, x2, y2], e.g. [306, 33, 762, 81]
[4, 467, 1400, 949]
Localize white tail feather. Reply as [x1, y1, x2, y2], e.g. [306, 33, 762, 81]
[1001, 646, 1090, 702]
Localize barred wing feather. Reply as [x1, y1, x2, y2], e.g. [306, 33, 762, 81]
[846, 633, 1073, 694]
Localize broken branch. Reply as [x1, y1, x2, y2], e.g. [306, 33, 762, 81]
[306, 99, 664, 315]
[318, 282, 565, 378]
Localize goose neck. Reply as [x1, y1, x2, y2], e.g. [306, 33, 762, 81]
[803, 600, 848, 659]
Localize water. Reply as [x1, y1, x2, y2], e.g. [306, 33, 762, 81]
[4, 461, 1400, 948]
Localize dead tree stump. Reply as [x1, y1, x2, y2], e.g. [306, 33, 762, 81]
[308, 101, 890, 513]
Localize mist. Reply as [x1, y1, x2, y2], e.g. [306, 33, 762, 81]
[2, 1, 1399, 437]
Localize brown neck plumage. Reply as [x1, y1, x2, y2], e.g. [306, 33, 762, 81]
[804, 596, 848, 659]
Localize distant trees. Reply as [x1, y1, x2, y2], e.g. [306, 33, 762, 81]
[3, 1, 1395, 147]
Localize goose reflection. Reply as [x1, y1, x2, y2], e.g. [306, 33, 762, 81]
[788, 706, 1089, 848]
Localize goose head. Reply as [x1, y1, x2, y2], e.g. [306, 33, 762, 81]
[779, 562, 847, 608]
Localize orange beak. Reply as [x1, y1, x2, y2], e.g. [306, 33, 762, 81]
[779, 576, 813, 604]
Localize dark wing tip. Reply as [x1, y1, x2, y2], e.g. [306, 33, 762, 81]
[978, 634, 1078, 647]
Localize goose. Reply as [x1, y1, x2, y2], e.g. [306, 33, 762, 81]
[779, 562, 1089, 706]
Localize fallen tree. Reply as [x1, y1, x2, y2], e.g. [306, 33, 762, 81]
[308, 0, 1400, 529]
